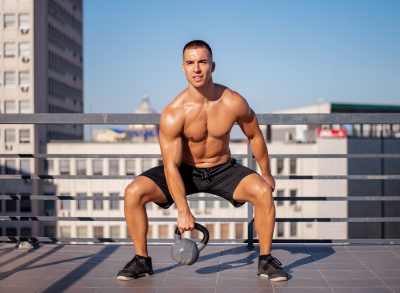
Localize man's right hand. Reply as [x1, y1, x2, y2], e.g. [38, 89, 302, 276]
[177, 210, 195, 234]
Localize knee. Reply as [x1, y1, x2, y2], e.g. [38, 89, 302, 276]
[254, 185, 274, 209]
[124, 180, 145, 207]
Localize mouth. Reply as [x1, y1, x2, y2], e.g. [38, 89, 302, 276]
[193, 76, 203, 81]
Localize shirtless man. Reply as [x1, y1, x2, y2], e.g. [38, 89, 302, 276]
[117, 40, 288, 282]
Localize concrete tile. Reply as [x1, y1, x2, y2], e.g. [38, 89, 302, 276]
[320, 269, 376, 279]
[216, 278, 272, 289]
[157, 288, 214, 293]
[333, 288, 392, 293]
[327, 278, 385, 288]
[371, 269, 400, 278]
[271, 278, 328, 288]
[275, 289, 333, 293]
[215, 288, 272, 293]
[159, 278, 216, 288]
[103, 277, 162, 288]
[381, 278, 400, 289]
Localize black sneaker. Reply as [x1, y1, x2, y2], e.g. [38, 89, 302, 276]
[257, 255, 288, 281]
[117, 255, 153, 280]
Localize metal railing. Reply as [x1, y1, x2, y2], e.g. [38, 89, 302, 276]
[1, 113, 400, 245]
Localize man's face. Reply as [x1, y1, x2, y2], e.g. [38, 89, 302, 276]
[182, 47, 215, 88]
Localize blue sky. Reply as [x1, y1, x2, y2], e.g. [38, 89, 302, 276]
[84, 0, 400, 114]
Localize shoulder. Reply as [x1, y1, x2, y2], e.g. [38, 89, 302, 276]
[160, 90, 186, 135]
[219, 85, 252, 119]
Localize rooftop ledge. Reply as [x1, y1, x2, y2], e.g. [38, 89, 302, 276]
[0, 243, 399, 292]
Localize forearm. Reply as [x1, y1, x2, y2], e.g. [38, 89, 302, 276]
[249, 133, 271, 176]
[164, 166, 189, 212]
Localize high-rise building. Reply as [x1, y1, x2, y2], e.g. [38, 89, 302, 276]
[0, 0, 83, 237]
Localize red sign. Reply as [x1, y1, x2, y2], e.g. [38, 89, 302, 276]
[317, 128, 347, 138]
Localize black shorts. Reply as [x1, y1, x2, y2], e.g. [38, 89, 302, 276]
[141, 158, 257, 209]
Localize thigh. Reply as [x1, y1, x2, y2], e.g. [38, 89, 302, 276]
[127, 175, 169, 205]
[232, 173, 272, 204]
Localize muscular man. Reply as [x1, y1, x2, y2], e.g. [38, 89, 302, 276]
[117, 40, 288, 282]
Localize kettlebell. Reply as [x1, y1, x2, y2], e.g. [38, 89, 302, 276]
[171, 223, 210, 265]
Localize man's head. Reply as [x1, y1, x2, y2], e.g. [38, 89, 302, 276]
[182, 40, 215, 89]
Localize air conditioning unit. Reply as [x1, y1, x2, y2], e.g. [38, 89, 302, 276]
[20, 27, 30, 34]
[20, 85, 29, 92]
[21, 56, 30, 63]
[5, 144, 13, 151]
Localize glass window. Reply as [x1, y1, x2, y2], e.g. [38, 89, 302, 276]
[76, 226, 87, 238]
[5, 160, 16, 174]
[20, 227, 31, 236]
[4, 71, 16, 86]
[235, 223, 244, 239]
[60, 226, 71, 237]
[6, 199, 17, 212]
[76, 159, 86, 175]
[205, 224, 214, 238]
[44, 226, 55, 237]
[205, 200, 214, 209]
[5, 100, 16, 113]
[189, 199, 199, 210]
[19, 71, 30, 85]
[290, 222, 297, 237]
[110, 226, 120, 238]
[141, 159, 152, 172]
[4, 14, 16, 28]
[276, 158, 284, 175]
[20, 196, 31, 212]
[44, 159, 54, 175]
[220, 200, 229, 208]
[19, 100, 30, 113]
[125, 159, 136, 175]
[147, 225, 153, 239]
[92, 159, 102, 175]
[20, 159, 30, 174]
[60, 194, 70, 210]
[19, 14, 30, 28]
[289, 158, 297, 174]
[6, 227, 17, 236]
[93, 193, 103, 210]
[4, 43, 16, 57]
[19, 42, 30, 57]
[19, 129, 30, 143]
[93, 226, 103, 238]
[59, 160, 70, 175]
[276, 190, 284, 206]
[109, 193, 119, 210]
[220, 223, 229, 239]
[109, 159, 119, 175]
[290, 189, 297, 206]
[5, 129, 16, 143]
[77, 193, 87, 210]
[277, 222, 284, 237]
[158, 224, 168, 239]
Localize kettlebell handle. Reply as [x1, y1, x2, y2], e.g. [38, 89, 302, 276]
[174, 223, 210, 251]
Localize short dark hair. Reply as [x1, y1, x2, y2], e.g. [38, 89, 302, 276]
[182, 40, 213, 58]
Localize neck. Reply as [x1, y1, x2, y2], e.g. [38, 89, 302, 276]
[188, 82, 216, 102]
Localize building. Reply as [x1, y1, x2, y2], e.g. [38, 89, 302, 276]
[0, 0, 83, 238]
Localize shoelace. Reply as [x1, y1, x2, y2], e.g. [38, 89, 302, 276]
[267, 256, 283, 269]
[125, 256, 144, 271]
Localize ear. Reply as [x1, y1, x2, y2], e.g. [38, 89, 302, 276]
[211, 62, 216, 73]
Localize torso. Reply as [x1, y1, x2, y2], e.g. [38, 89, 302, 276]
[172, 85, 238, 168]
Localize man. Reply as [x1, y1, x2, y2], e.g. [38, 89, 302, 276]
[117, 40, 288, 282]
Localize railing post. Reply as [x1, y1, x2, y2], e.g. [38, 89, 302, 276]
[247, 142, 254, 248]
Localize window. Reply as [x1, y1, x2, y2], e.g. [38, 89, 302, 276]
[110, 226, 120, 238]
[59, 160, 70, 175]
[76, 159, 86, 175]
[19, 129, 30, 143]
[60, 194, 70, 210]
[5, 101, 16, 113]
[20, 194, 31, 212]
[235, 223, 244, 239]
[44, 159, 54, 175]
[4, 71, 16, 86]
[4, 14, 16, 28]
[109, 159, 119, 175]
[19, 100, 30, 113]
[290, 222, 297, 237]
[93, 193, 103, 210]
[205, 224, 214, 238]
[92, 159, 102, 175]
[44, 226, 55, 237]
[220, 223, 229, 239]
[6, 199, 17, 212]
[276, 158, 284, 175]
[289, 158, 297, 174]
[19, 14, 30, 28]
[189, 199, 199, 210]
[125, 159, 136, 175]
[20, 227, 31, 236]
[5, 129, 16, 143]
[20, 159, 30, 174]
[5, 160, 16, 174]
[276, 190, 284, 206]
[19, 42, 30, 57]
[290, 189, 297, 206]
[76, 226, 87, 238]
[93, 226, 103, 238]
[147, 225, 153, 239]
[4, 43, 16, 57]
[220, 200, 229, 208]
[205, 200, 214, 209]
[60, 226, 71, 237]
[6, 227, 17, 236]
[109, 193, 119, 210]
[158, 224, 168, 239]
[19, 71, 30, 85]
[277, 222, 284, 237]
[77, 193, 87, 210]
[141, 159, 152, 172]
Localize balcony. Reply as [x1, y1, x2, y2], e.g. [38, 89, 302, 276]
[0, 113, 400, 292]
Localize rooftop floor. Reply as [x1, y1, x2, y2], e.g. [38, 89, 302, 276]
[0, 243, 399, 293]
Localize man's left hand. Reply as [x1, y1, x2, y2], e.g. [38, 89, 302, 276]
[263, 174, 275, 192]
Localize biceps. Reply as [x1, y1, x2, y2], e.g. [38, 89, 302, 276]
[160, 134, 182, 167]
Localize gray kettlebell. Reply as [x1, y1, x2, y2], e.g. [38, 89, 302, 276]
[171, 223, 210, 265]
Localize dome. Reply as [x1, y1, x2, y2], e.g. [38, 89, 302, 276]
[134, 95, 156, 114]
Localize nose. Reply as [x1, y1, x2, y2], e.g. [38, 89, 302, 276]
[193, 62, 201, 72]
